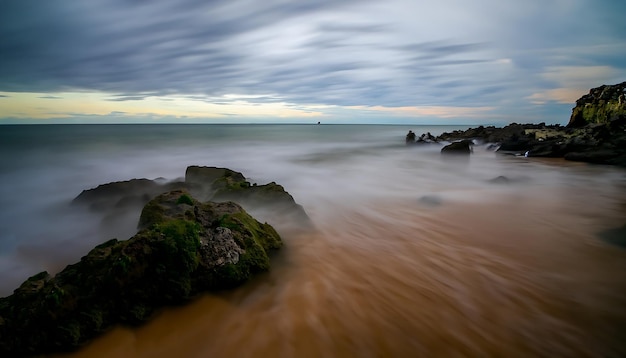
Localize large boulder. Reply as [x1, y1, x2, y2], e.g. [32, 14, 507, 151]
[567, 81, 626, 128]
[0, 191, 281, 356]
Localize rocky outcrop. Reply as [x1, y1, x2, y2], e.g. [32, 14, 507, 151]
[438, 121, 626, 166]
[567, 81, 626, 128]
[434, 82, 626, 166]
[72, 166, 311, 231]
[73, 178, 163, 211]
[0, 191, 281, 356]
[184, 166, 311, 228]
[438, 123, 551, 144]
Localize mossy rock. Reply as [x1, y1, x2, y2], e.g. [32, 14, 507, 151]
[185, 166, 312, 228]
[0, 191, 281, 356]
[568, 82, 626, 128]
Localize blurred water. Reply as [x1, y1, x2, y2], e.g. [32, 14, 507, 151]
[1, 124, 626, 356]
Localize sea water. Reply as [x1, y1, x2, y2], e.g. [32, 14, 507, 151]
[1, 124, 625, 357]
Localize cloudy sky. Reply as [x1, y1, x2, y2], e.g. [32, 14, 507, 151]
[1, 0, 625, 125]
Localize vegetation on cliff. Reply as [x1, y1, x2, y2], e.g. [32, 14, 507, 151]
[567, 81, 626, 127]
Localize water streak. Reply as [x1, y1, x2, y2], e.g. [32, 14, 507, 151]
[0, 125, 625, 356]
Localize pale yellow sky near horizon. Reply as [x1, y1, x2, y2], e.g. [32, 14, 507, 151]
[0, 64, 607, 123]
[0, 91, 506, 122]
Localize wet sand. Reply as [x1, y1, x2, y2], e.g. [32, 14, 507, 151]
[57, 186, 626, 358]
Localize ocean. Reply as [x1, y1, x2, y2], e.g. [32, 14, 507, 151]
[1, 124, 626, 357]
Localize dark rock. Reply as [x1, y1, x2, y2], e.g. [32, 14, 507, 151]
[564, 150, 624, 164]
[496, 139, 531, 153]
[418, 195, 442, 207]
[185, 165, 246, 187]
[185, 166, 312, 229]
[0, 191, 282, 356]
[72, 179, 162, 212]
[441, 140, 473, 154]
[488, 176, 510, 184]
[405, 130, 416, 144]
[598, 224, 626, 248]
[73, 166, 312, 232]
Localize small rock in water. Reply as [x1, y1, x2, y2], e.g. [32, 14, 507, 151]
[418, 195, 443, 207]
[598, 224, 626, 248]
[488, 176, 510, 184]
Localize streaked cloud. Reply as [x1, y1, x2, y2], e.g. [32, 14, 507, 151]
[0, 0, 625, 124]
[349, 105, 495, 119]
[527, 65, 620, 104]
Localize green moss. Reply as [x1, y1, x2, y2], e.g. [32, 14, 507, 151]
[28, 271, 50, 282]
[113, 254, 133, 274]
[129, 304, 151, 324]
[176, 194, 194, 206]
[57, 322, 82, 347]
[0, 189, 286, 356]
[580, 101, 626, 125]
[94, 238, 118, 250]
[138, 201, 166, 228]
[150, 219, 202, 298]
[79, 309, 104, 332]
[154, 219, 201, 270]
[217, 211, 282, 276]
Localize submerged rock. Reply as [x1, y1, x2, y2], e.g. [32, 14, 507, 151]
[488, 176, 510, 184]
[0, 191, 282, 356]
[598, 224, 626, 248]
[417, 195, 443, 207]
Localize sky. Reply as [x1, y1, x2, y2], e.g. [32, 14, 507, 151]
[1, 0, 625, 125]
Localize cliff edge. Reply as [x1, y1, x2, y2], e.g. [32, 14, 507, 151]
[568, 81, 626, 128]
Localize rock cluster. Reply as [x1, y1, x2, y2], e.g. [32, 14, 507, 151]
[73, 166, 311, 230]
[433, 82, 626, 166]
[0, 166, 305, 356]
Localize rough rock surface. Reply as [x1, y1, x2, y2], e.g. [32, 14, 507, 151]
[433, 82, 626, 166]
[567, 81, 626, 128]
[0, 191, 281, 356]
